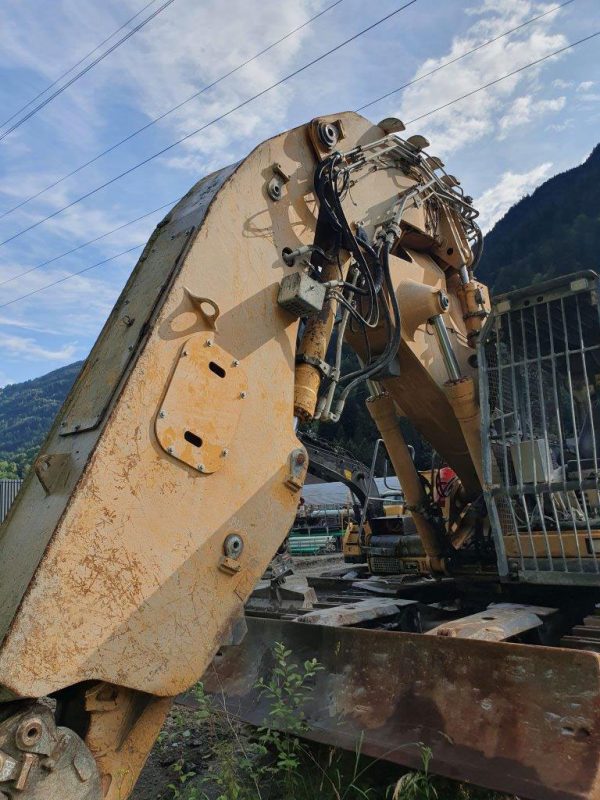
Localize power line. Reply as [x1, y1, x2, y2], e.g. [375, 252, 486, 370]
[0, 0, 177, 143]
[0, 199, 176, 288]
[0, 0, 162, 132]
[405, 30, 600, 124]
[2, 28, 598, 310]
[357, 0, 576, 112]
[0, 245, 145, 309]
[0, 1, 418, 248]
[0, 0, 346, 222]
[0, 0, 576, 288]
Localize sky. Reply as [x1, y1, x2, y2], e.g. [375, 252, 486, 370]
[0, 0, 598, 387]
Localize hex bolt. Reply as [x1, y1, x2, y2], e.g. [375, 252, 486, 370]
[205, 339, 213, 347]
[232, 359, 240, 367]
[167, 446, 174, 454]
[240, 391, 247, 399]
[182, 350, 188, 357]
[221, 449, 229, 457]
[159, 410, 166, 419]
[197, 464, 205, 472]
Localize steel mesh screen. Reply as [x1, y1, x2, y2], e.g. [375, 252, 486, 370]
[479, 273, 600, 583]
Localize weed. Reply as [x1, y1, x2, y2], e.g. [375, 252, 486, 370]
[167, 759, 202, 799]
[390, 746, 438, 800]
[164, 643, 514, 800]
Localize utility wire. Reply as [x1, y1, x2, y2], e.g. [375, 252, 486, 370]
[0, 0, 346, 221]
[0, 0, 162, 132]
[4, 27, 598, 308]
[357, 0, 576, 111]
[0, 0, 177, 143]
[0, 199, 176, 288]
[0, 0, 573, 284]
[0, 1, 418, 248]
[0, 245, 145, 309]
[405, 30, 600, 124]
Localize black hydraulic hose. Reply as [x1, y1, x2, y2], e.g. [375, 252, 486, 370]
[337, 240, 402, 402]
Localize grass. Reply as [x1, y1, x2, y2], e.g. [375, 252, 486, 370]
[158, 643, 514, 800]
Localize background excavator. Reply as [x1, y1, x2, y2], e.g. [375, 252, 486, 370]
[0, 111, 599, 800]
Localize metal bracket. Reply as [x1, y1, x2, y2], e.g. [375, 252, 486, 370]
[286, 447, 308, 492]
[184, 289, 220, 331]
[267, 163, 290, 201]
[34, 453, 72, 495]
[295, 353, 333, 379]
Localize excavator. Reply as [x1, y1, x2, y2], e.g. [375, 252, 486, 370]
[0, 111, 599, 800]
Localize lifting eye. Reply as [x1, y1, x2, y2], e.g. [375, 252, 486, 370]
[184, 431, 203, 448]
[209, 361, 226, 378]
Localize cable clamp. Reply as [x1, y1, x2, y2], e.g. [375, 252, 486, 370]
[295, 354, 333, 379]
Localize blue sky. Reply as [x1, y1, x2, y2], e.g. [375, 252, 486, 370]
[0, 0, 598, 387]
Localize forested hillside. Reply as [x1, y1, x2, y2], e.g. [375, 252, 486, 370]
[478, 145, 600, 293]
[1, 145, 598, 477]
[0, 362, 82, 478]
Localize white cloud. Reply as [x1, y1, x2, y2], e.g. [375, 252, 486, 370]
[547, 118, 574, 132]
[476, 162, 553, 232]
[498, 94, 565, 137]
[0, 331, 77, 361]
[395, 1, 570, 155]
[577, 81, 595, 92]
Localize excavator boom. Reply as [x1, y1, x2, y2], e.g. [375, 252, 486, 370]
[0, 112, 598, 799]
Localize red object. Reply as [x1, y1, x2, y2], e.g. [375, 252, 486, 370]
[436, 466, 457, 504]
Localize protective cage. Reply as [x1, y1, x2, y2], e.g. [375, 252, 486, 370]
[479, 271, 600, 584]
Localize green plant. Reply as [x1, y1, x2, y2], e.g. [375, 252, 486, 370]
[167, 759, 202, 799]
[254, 642, 323, 780]
[390, 746, 438, 800]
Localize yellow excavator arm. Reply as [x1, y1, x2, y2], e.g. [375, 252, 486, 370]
[0, 112, 489, 798]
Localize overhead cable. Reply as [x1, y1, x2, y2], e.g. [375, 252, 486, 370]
[0, 199, 176, 287]
[0, 245, 145, 309]
[0, 0, 418, 247]
[357, 0, 576, 111]
[0, 0, 163, 132]
[6, 27, 598, 308]
[0, 0, 346, 221]
[406, 30, 600, 124]
[0, 0, 178, 142]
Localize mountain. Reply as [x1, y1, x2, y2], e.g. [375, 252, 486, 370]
[1, 145, 599, 477]
[477, 145, 600, 294]
[0, 362, 83, 478]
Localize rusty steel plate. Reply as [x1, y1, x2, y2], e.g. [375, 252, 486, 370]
[204, 617, 600, 800]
